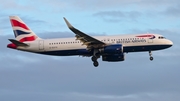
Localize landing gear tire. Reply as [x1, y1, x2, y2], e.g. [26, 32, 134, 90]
[150, 57, 153, 61]
[91, 56, 97, 62]
[93, 61, 99, 67]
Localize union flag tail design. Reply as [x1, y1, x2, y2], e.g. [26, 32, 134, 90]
[9, 16, 41, 42]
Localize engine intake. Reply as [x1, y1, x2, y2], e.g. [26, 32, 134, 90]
[100, 44, 123, 54]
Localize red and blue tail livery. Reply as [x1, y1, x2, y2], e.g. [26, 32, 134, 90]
[9, 16, 40, 42]
[8, 16, 41, 49]
[10, 19, 30, 30]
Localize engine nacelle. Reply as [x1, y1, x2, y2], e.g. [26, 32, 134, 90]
[102, 54, 125, 62]
[100, 44, 123, 54]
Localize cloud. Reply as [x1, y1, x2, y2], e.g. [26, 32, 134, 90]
[93, 11, 141, 22]
[0, 0, 34, 11]
[0, 0, 180, 14]
[35, 0, 180, 11]
[0, 0, 175, 13]
[0, 15, 13, 34]
[162, 5, 180, 17]
[62, 92, 180, 101]
[71, 0, 180, 10]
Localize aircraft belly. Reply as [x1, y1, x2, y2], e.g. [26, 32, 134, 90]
[37, 48, 92, 56]
[124, 44, 172, 52]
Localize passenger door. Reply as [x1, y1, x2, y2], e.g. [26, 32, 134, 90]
[148, 38, 153, 43]
[39, 40, 44, 50]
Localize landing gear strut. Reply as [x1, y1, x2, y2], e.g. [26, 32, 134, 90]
[91, 49, 100, 67]
[92, 57, 99, 67]
[149, 51, 153, 61]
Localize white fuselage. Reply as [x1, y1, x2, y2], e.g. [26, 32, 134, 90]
[16, 34, 173, 56]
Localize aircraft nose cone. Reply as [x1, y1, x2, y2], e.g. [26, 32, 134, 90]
[166, 40, 173, 48]
[168, 40, 173, 46]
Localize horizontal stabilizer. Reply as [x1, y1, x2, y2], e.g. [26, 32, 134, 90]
[8, 39, 29, 47]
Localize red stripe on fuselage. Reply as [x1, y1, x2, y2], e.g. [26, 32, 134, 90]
[11, 19, 29, 30]
[136, 35, 154, 37]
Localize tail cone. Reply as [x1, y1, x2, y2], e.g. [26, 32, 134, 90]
[7, 43, 17, 49]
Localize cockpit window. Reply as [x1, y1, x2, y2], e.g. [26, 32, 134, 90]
[158, 36, 166, 39]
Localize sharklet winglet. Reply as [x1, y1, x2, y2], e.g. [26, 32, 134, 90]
[63, 17, 74, 29]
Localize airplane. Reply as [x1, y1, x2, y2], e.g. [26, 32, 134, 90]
[7, 16, 173, 67]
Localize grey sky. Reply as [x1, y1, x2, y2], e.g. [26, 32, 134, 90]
[0, 0, 180, 101]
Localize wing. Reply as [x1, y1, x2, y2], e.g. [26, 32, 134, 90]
[63, 17, 106, 48]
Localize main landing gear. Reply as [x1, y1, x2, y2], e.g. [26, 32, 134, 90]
[92, 56, 99, 67]
[149, 51, 153, 61]
[91, 49, 100, 67]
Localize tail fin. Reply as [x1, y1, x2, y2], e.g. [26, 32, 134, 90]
[9, 16, 41, 42]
